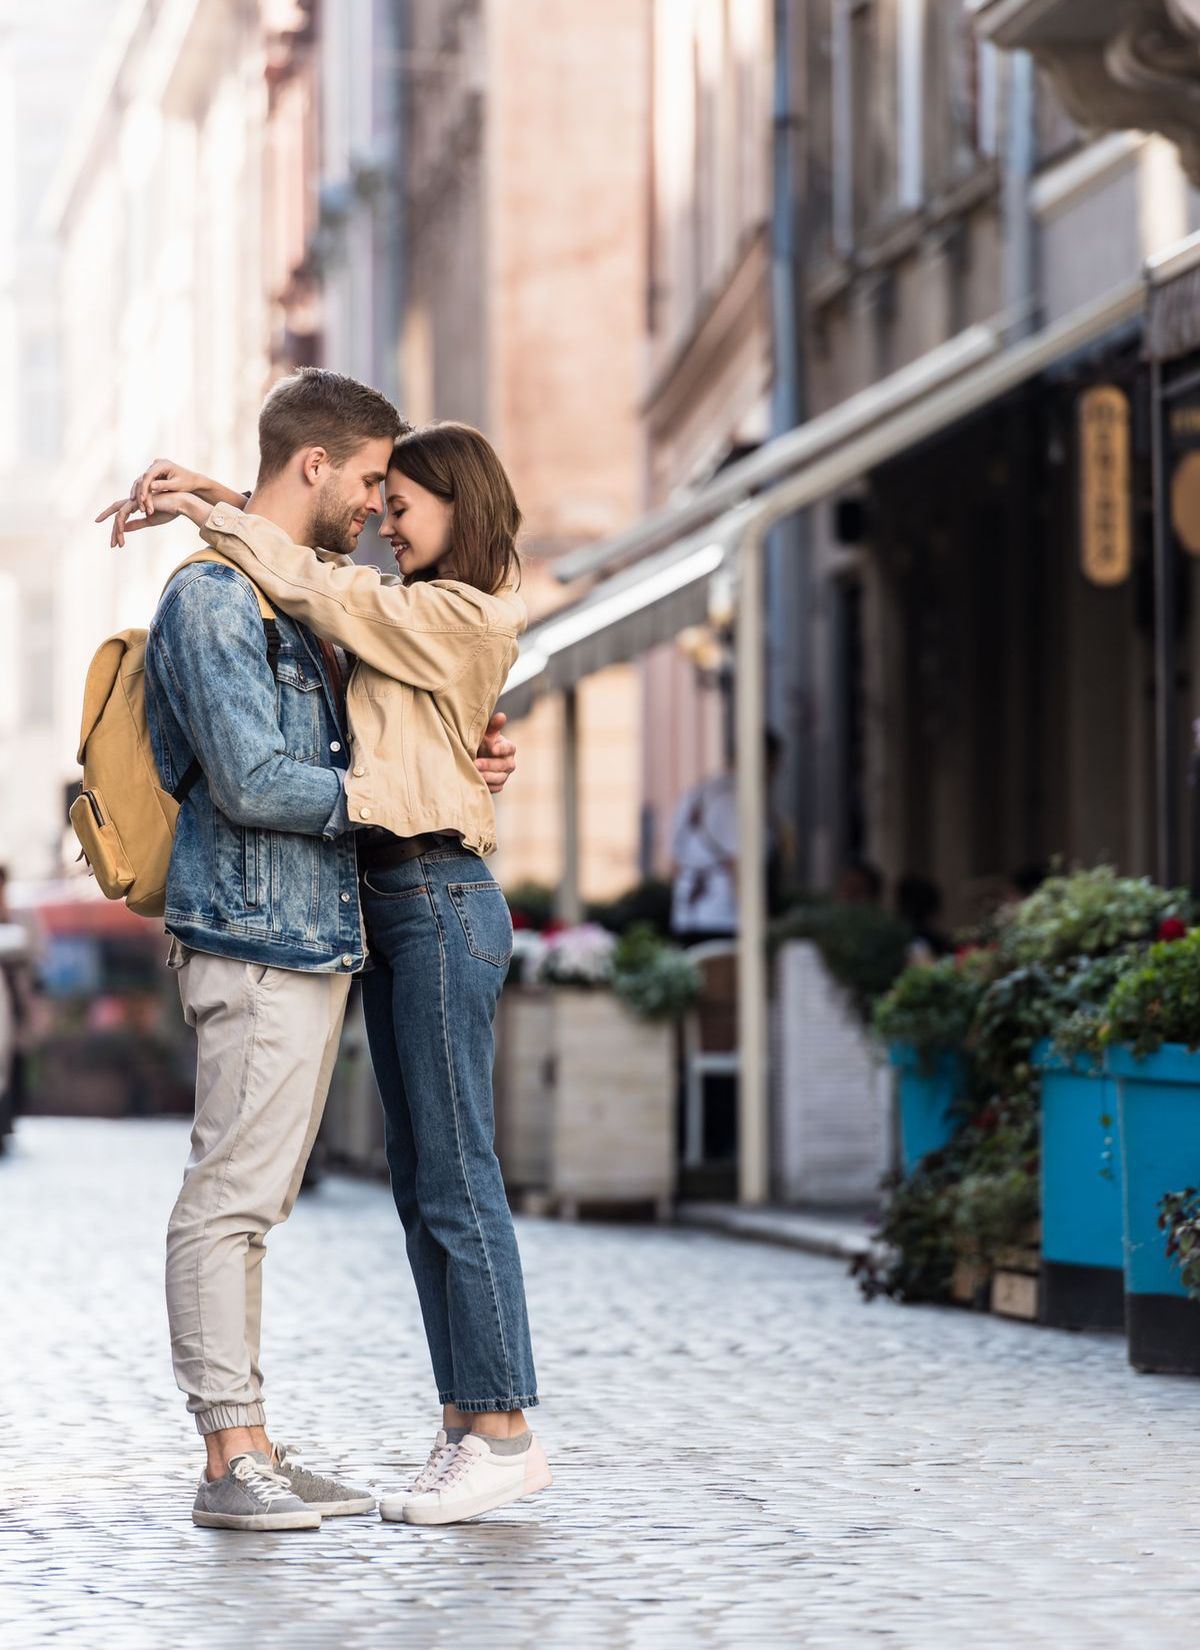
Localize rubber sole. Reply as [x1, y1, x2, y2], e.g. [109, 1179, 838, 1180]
[398, 1464, 553, 1526]
[306, 1495, 377, 1517]
[192, 1507, 322, 1531]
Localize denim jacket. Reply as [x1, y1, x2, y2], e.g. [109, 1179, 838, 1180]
[144, 560, 365, 973]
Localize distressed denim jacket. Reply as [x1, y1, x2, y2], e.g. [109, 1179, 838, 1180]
[145, 560, 365, 973]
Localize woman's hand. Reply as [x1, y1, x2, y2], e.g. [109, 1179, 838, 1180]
[125, 458, 245, 517]
[95, 491, 211, 547]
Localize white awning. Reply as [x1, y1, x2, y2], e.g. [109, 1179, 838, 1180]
[499, 536, 727, 720]
[500, 278, 1145, 718]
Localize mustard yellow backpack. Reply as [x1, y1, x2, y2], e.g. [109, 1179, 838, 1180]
[70, 550, 275, 918]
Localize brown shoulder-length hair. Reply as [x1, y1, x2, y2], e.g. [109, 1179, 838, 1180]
[389, 421, 522, 594]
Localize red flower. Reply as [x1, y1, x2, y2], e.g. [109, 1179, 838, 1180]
[1158, 917, 1188, 942]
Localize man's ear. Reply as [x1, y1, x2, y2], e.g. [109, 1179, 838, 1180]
[299, 447, 330, 487]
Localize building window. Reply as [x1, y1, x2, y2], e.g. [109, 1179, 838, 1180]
[926, 2, 1000, 188]
[832, 0, 900, 252]
[1034, 65, 1080, 167]
[897, 0, 925, 211]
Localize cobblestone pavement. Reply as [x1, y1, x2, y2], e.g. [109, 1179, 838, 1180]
[6, 1119, 1200, 1649]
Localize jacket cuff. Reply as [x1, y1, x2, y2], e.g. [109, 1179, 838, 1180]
[321, 788, 350, 841]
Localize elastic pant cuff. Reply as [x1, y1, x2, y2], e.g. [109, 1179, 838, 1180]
[195, 1401, 267, 1436]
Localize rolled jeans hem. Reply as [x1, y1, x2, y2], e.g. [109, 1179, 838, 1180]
[195, 1401, 267, 1436]
[438, 1392, 539, 1413]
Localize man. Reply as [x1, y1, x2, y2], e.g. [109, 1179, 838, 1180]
[669, 730, 787, 945]
[116, 370, 516, 1530]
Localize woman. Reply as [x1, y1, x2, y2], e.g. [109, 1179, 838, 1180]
[101, 423, 549, 1527]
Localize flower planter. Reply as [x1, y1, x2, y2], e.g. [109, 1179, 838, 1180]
[773, 941, 891, 1205]
[1032, 1040, 1124, 1332]
[549, 989, 675, 1216]
[888, 1044, 963, 1174]
[493, 984, 555, 1193]
[1109, 1043, 1200, 1374]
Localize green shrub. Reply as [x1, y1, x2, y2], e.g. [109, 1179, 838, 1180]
[1102, 927, 1200, 1057]
[1050, 950, 1143, 1062]
[1000, 865, 1188, 966]
[610, 925, 700, 1022]
[1160, 1188, 1200, 1300]
[872, 954, 988, 1066]
[504, 881, 557, 931]
[772, 900, 912, 1023]
[587, 879, 674, 938]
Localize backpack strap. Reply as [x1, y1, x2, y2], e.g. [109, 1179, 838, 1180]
[167, 547, 276, 620]
[163, 550, 281, 806]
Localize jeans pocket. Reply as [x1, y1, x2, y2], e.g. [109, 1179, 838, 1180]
[448, 881, 513, 967]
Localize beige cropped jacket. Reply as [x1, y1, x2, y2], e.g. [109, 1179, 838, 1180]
[199, 504, 525, 857]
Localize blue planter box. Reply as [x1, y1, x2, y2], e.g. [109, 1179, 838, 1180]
[889, 1044, 962, 1175]
[1032, 1040, 1124, 1331]
[1109, 1043, 1200, 1374]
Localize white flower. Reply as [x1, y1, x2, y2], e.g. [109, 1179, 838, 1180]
[541, 923, 617, 987]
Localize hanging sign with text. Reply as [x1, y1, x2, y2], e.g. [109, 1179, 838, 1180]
[1078, 385, 1132, 587]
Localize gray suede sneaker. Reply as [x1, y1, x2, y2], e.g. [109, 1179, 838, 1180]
[271, 1442, 376, 1517]
[192, 1451, 321, 1531]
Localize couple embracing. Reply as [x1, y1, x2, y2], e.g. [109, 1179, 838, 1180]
[97, 368, 549, 1531]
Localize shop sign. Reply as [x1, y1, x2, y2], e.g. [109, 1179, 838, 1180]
[1170, 407, 1200, 553]
[1078, 385, 1132, 587]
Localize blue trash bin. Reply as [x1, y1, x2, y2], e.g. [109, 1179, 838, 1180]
[1109, 1043, 1200, 1374]
[1032, 1039, 1124, 1331]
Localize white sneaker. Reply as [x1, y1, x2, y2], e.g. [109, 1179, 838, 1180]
[399, 1432, 552, 1526]
[378, 1429, 462, 1523]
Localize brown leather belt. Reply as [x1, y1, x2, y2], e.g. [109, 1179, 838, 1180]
[358, 831, 456, 870]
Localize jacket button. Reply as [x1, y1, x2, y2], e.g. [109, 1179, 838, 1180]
[353, 764, 365, 777]
[330, 740, 342, 753]
[359, 806, 371, 819]
[341, 954, 353, 967]
[340, 892, 351, 903]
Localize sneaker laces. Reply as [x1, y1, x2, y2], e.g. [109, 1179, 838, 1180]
[411, 1435, 459, 1494]
[434, 1438, 488, 1491]
[272, 1442, 303, 1474]
[230, 1454, 298, 1509]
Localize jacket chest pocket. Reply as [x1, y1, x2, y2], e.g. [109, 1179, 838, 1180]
[274, 651, 325, 762]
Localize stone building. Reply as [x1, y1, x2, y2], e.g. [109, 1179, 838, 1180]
[398, 0, 652, 902]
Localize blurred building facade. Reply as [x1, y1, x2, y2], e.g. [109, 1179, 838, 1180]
[42, 0, 320, 888]
[638, 0, 775, 875]
[0, 1, 122, 879]
[396, 0, 652, 902]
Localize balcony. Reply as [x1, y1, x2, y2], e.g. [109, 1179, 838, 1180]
[970, 0, 1200, 182]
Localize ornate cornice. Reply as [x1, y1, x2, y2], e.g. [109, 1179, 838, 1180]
[975, 0, 1200, 183]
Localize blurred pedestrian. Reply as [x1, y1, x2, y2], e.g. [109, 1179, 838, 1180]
[670, 730, 788, 945]
[834, 858, 884, 906]
[102, 390, 548, 1532]
[895, 872, 951, 962]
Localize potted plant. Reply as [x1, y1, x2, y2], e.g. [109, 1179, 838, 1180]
[998, 868, 1186, 1332]
[1102, 922, 1200, 1372]
[509, 923, 698, 1216]
[872, 954, 985, 1173]
[1032, 952, 1135, 1330]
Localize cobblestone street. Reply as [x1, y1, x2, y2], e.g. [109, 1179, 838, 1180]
[6, 1119, 1200, 1648]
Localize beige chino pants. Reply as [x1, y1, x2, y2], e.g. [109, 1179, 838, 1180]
[165, 946, 352, 1436]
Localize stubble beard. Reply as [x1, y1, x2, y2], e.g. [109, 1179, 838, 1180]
[307, 491, 360, 557]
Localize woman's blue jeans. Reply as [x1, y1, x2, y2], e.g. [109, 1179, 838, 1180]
[360, 846, 538, 1413]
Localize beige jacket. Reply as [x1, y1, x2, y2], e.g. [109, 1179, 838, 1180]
[199, 504, 526, 856]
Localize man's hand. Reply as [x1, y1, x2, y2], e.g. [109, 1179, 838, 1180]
[475, 712, 517, 795]
[95, 491, 210, 548]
